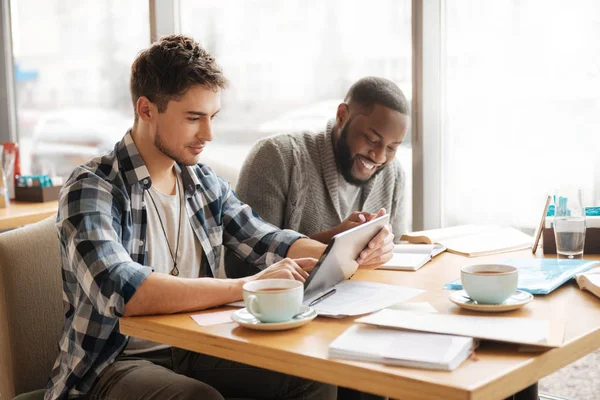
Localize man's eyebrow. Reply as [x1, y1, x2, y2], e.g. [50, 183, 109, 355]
[186, 109, 220, 117]
[369, 128, 403, 145]
[369, 128, 383, 139]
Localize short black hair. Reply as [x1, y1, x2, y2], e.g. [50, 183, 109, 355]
[344, 76, 409, 115]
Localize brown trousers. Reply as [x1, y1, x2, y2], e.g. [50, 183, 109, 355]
[86, 347, 337, 400]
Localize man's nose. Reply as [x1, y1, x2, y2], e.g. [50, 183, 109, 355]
[369, 145, 386, 164]
[198, 118, 214, 142]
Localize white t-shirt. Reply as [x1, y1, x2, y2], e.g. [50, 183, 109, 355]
[337, 173, 363, 219]
[124, 173, 204, 355]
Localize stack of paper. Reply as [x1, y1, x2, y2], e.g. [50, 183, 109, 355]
[329, 325, 476, 371]
[356, 309, 565, 348]
[228, 281, 424, 317]
[305, 281, 424, 317]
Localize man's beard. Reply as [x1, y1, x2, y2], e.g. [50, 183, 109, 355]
[154, 129, 197, 166]
[335, 123, 385, 186]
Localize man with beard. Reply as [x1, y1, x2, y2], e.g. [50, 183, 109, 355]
[226, 76, 409, 400]
[45, 36, 396, 400]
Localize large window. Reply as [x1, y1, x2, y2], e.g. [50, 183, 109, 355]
[179, 0, 413, 228]
[10, 0, 149, 177]
[443, 1, 600, 230]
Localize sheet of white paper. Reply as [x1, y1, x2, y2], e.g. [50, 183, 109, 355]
[358, 309, 551, 345]
[382, 253, 429, 269]
[439, 227, 532, 255]
[191, 310, 234, 327]
[408, 224, 495, 243]
[309, 281, 424, 317]
[585, 274, 600, 286]
[580, 267, 600, 283]
[393, 244, 437, 254]
[387, 302, 438, 313]
[227, 300, 245, 308]
[381, 244, 446, 270]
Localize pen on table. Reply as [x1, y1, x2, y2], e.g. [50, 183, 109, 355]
[308, 288, 337, 307]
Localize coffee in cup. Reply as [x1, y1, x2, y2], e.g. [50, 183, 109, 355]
[460, 264, 518, 304]
[242, 279, 303, 323]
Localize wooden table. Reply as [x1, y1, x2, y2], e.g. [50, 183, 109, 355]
[120, 250, 600, 400]
[0, 201, 58, 230]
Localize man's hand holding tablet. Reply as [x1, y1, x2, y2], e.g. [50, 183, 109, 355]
[355, 208, 395, 269]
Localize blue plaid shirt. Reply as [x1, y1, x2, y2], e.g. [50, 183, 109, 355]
[45, 132, 303, 399]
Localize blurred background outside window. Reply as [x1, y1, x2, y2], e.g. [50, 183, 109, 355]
[10, 0, 600, 233]
[10, 0, 413, 228]
[10, 0, 149, 177]
[179, 0, 413, 228]
[443, 0, 600, 231]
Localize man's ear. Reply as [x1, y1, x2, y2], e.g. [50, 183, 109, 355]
[136, 96, 155, 122]
[336, 103, 349, 127]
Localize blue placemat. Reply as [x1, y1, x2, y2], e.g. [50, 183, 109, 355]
[444, 259, 600, 295]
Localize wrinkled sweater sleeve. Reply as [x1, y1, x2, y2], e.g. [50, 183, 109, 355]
[391, 162, 407, 244]
[234, 136, 293, 227]
[224, 136, 294, 277]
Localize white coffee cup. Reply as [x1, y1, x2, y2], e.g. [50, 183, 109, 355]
[461, 264, 518, 304]
[242, 279, 303, 323]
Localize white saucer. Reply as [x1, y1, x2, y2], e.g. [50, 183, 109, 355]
[449, 290, 534, 313]
[230, 305, 318, 331]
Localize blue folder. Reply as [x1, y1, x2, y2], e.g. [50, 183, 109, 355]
[444, 258, 600, 295]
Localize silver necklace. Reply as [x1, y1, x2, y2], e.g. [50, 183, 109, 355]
[147, 176, 182, 276]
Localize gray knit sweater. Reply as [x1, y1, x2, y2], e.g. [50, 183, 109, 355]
[225, 120, 406, 276]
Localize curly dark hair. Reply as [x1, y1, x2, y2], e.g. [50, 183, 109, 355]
[130, 34, 227, 119]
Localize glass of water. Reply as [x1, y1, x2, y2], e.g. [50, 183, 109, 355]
[553, 187, 586, 259]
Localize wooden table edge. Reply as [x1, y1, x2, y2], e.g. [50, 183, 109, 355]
[121, 315, 600, 400]
[120, 316, 470, 400]
[469, 326, 600, 399]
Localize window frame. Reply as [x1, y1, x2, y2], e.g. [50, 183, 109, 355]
[411, 0, 443, 230]
[2, 0, 444, 230]
[0, 0, 18, 143]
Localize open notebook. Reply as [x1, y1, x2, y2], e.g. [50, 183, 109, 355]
[329, 324, 476, 371]
[576, 267, 600, 299]
[400, 225, 532, 257]
[379, 244, 446, 271]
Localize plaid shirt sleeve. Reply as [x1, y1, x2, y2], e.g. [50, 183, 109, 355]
[57, 171, 152, 318]
[218, 176, 305, 267]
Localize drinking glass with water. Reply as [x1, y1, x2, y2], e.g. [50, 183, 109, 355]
[553, 187, 586, 259]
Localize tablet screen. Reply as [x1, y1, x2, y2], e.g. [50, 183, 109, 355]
[303, 214, 390, 301]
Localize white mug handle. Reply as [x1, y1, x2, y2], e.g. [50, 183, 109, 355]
[247, 295, 263, 319]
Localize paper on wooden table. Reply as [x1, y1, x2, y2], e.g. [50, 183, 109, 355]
[357, 309, 565, 348]
[191, 310, 234, 327]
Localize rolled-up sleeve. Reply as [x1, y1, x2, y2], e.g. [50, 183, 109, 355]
[57, 174, 152, 318]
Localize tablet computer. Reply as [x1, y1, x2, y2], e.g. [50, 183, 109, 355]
[303, 214, 390, 302]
